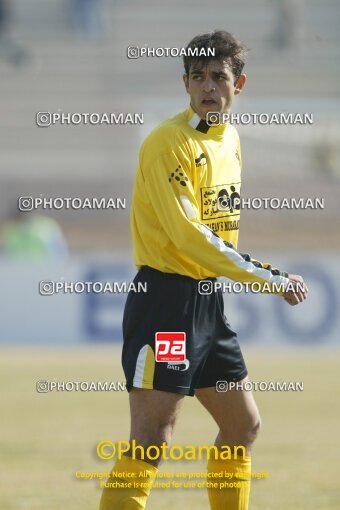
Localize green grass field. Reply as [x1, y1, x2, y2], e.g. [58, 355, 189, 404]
[1, 346, 339, 510]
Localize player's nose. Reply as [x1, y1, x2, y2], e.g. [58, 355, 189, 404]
[202, 78, 216, 93]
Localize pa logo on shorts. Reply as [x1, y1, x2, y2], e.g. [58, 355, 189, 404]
[155, 332, 186, 362]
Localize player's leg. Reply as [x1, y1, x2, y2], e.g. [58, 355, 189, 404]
[128, 387, 185, 466]
[192, 281, 258, 510]
[99, 266, 217, 509]
[196, 379, 260, 510]
[196, 376, 261, 452]
[99, 388, 184, 510]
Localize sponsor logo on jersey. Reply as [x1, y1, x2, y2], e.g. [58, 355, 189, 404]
[194, 152, 207, 167]
[200, 182, 241, 220]
[205, 219, 240, 233]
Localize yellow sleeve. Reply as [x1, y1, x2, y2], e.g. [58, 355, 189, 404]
[144, 151, 289, 295]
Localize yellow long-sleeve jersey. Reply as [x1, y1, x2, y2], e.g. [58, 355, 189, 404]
[131, 106, 289, 293]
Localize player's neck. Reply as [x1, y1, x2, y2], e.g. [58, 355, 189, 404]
[187, 105, 230, 139]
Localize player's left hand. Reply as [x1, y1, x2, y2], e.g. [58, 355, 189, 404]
[283, 274, 308, 306]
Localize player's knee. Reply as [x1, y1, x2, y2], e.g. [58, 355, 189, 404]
[237, 412, 261, 448]
[131, 421, 175, 451]
[150, 422, 174, 445]
[248, 414, 261, 444]
[129, 426, 174, 467]
[220, 411, 261, 447]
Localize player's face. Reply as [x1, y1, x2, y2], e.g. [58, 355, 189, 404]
[183, 60, 246, 120]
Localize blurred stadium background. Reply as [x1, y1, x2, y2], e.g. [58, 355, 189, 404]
[0, 0, 339, 509]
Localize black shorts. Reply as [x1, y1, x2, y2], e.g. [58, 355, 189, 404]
[122, 266, 248, 397]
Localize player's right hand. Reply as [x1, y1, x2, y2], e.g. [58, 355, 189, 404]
[283, 274, 308, 306]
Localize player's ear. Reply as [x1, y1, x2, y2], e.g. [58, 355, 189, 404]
[183, 74, 190, 93]
[234, 73, 246, 95]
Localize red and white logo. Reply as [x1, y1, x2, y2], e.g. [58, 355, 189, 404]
[155, 332, 186, 362]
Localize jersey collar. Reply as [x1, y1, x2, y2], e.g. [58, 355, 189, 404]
[186, 105, 230, 138]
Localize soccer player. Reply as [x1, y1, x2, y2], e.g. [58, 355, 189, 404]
[99, 30, 308, 510]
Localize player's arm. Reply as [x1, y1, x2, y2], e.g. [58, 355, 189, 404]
[144, 151, 292, 295]
[235, 133, 307, 304]
[230, 253, 308, 303]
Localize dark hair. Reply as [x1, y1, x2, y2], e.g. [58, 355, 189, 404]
[183, 30, 247, 81]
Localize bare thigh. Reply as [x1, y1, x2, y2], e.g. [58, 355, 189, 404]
[128, 388, 184, 466]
